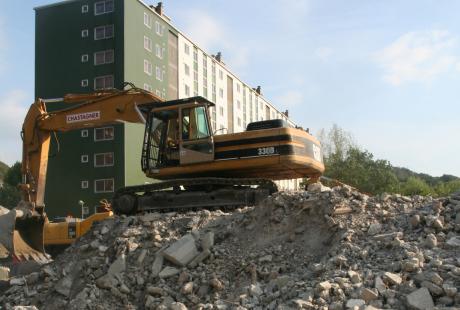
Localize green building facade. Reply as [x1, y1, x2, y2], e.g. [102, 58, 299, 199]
[35, 0, 176, 218]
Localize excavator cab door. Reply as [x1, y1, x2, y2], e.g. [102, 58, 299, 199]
[179, 105, 214, 165]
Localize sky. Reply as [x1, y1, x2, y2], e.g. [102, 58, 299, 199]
[0, 0, 459, 177]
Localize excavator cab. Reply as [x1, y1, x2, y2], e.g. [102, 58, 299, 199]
[141, 96, 215, 174]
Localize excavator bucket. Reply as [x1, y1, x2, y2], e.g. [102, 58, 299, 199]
[0, 206, 48, 263]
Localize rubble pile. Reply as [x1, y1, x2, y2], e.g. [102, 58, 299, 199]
[1, 184, 459, 310]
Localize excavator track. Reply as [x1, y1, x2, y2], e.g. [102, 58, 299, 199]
[112, 177, 278, 215]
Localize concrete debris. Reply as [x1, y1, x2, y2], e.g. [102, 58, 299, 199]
[163, 234, 199, 266]
[406, 287, 435, 310]
[1, 182, 460, 309]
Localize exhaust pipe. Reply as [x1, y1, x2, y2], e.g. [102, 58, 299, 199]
[0, 205, 48, 263]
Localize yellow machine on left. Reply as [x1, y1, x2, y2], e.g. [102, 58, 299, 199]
[0, 85, 163, 262]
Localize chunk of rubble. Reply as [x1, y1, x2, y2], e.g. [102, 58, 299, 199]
[163, 234, 199, 266]
[406, 287, 434, 310]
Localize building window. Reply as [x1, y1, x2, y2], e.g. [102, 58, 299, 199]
[237, 100, 241, 109]
[81, 154, 89, 163]
[155, 21, 164, 36]
[184, 63, 190, 76]
[219, 70, 223, 80]
[81, 54, 89, 63]
[219, 106, 224, 116]
[94, 127, 114, 141]
[81, 79, 89, 87]
[219, 88, 224, 98]
[237, 117, 241, 127]
[81, 29, 89, 38]
[81, 5, 89, 13]
[81, 129, 89, 137]
[94, 75, 114, 89]
[94, 50, 114, 65]
[94, 179, 114, 193]
[236, 83, 241, 93]
[144, 60, 152, 75]
[155, 89, 161, 97]
[144, 36, 152, 51]
[94, 0, 114, 15]
[94, 152, 114, 167]
[155, 66, 162, 81]
[144, 83, 152, 92]
[144, 12, 152, 28]
[185, 84, 190, 96]
[94, 25, 114, 40]
[81, 180, 89, 189]
[184, 43, 190, 55]
[155, 44, 162, 59]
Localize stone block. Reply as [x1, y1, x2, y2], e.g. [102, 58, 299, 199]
[406, 287, 434, 310]
[163, 234, 198, 266]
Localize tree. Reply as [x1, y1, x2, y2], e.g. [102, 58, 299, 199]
[4, 162, 21, 187]
[401, 177, 433, 196]
[325, 147, 399, 194]
[0, 161, 22, 208]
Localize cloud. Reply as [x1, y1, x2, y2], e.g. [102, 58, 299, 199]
[275, 90, 304, 107]
[315, 47, 333, 61]
[0, 90, 28, 165]
[375, 30, 458, 86]
[179, 9, 249, 70]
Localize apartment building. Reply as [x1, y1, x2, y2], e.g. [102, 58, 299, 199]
[35, 0, 299, 219]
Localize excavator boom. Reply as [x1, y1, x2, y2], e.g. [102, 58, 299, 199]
[2, 86, 161, 261]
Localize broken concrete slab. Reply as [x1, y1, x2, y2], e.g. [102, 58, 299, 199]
[163, 234, 198, 266]
[107, 254, 126, 276]
[159, 266, 180, 279]
[201, 231, 214, 250]
[151, 253, 164, 277]
[406, 287, 434, 310]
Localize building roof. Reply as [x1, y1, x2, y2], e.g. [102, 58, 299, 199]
[34, 0, 81, 11]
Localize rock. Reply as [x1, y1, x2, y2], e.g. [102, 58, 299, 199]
[170, 302, 188, 310]
[249, 283, 263, 297]
[201, 232, 214, 250]
[163, 234, 199, 266]
[210, 277, 224, 291]
[442, 282, 457, 297]
[367, 223, 382, 235]
[361, 288, 378, 302]
[141, 212, 161, 223]
[348, 270, 361, 284]
[10, 277, 26, 286]
[382, 272, 402, 286]
[374, 276, 386, 293]
[137, 249, 148, 265]
[181, 282, 194, 294]
[96, 275, 117, 289]
[188, 249, 211, 268]
[346, 299, 365, 309]
[151, 253, 164, 277]
[316, 281, 332, 291]
[159, 266, 180, 278]
[421, 281, 443, 296]
[428, 272, 443, 286]
[146, 286, 164, 296]
[410, 214, 421, 228]
[406, 287, 434, 310]
[0, 266, 10, 281]
[446, 236, 460, 247]
[55, 275, 73, 297]
[107, 254, 126, 276]
[425, 234, 437, 248]
[307, 182, 331, 193]
[432, 219, 443, 230]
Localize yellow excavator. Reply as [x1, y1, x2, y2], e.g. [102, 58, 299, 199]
[0, 84, 324, 263]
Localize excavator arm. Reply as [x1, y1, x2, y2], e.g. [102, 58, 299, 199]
[0, 86, 161, 261]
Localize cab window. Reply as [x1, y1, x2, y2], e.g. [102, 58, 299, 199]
[182, 106, 210, 140]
